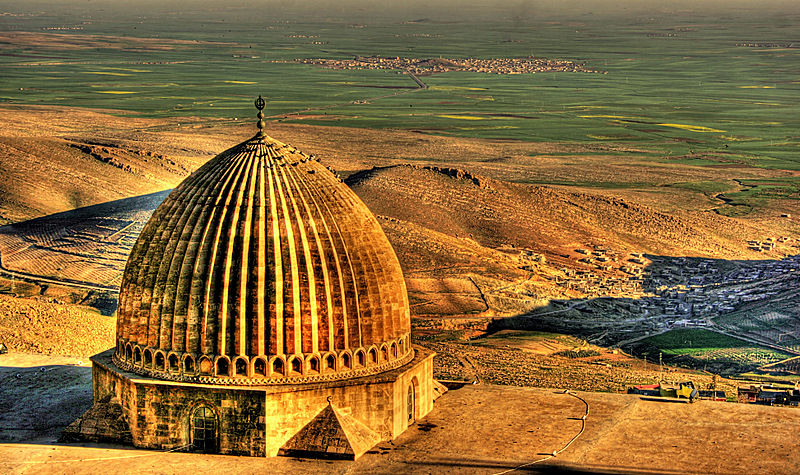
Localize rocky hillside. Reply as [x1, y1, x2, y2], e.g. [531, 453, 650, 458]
[348, 164, 773, 261]
[0, 136, 194, 224]
[0, 294, 115, 358]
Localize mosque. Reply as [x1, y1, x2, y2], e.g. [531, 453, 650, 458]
[62, 97, 439, 459]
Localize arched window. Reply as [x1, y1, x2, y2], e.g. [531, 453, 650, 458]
[325, 354, 336, 371]
[133, 347, 142, 365]
[235, 358, 247, 376]
[198, 357, 212, 375]
[168, 354, 179, 372]
[341, 353, 351, 370]
[355, 350, 365, 367]
[216, 359, 229, 377]
[272, 358, 285, 376]
[184, 356, 195, 374]
[154, 352, 165, 371]
[125, 344, 132, 361]
[309, 357, 320, 373]
[368, 348, 377, 365]
[407, 383, 415, 423]
[144, 349, 153, 368]
[254, 358, 266, 377]
[291, 358, 302, 374]
[381, 346, 389, 362]
[191, 406, 218, 453]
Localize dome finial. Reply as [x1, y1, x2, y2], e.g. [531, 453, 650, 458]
[255, 95, 266, 136]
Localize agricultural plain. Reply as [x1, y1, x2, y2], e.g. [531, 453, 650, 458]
[2, 6, 799, 168]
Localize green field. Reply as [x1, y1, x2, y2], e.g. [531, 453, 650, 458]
[632, 328, 793, 375]
[1, 5, 799, 171]
[637, 329, 754, 355]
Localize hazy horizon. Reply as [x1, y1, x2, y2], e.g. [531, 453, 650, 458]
[2, 0, 799, 22]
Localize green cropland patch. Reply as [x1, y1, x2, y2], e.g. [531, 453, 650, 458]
[631, 329, 793, 375]
[637, 329, 754, 356]
[670, 181, 739, 198]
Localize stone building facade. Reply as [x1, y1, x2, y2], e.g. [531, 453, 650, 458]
[63, 98, 439, 459]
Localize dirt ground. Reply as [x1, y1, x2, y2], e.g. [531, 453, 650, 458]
[1, 352, 798, 475]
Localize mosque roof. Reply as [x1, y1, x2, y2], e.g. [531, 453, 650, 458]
[113, 97, 412, 385]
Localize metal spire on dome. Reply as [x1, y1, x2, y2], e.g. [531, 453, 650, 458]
[255, 95, 266, 137]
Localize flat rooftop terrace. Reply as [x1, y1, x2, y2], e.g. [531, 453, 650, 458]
[1, 353, 798, 474]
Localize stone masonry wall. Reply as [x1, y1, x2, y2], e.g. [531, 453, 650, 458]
[263, 379, 394, 457]
[88, 347, 435, 458]
[92, 355, 266, 456]
[391, 351, 435, 436]
[128, 384, 266, 456]
[263, 348, 435, 457]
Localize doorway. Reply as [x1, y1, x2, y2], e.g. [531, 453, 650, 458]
[191, 406, 218, 453]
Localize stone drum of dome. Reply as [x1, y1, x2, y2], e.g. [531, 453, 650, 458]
[113, 98, 412, 385]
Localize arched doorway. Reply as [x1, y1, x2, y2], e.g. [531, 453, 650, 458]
[407, 383, 415, 423]
[191, 406, 218, 453]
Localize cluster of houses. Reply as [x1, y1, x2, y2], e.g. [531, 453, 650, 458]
[736, 43, 796, 48]
[642, 254, 800, 322]
[629, 381, 800, 406]
[555, 248, 646, 297]
[748, 236, 792, 252]
[737, 383, 800, 406]
[516, 246, 800, 353]
[628, 381, 731, 402]
[297, 56, 605, 75]
[550, 249, 800, 332]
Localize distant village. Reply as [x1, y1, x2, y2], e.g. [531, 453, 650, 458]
[554, 243, 797, 320]
[517, 244, 800, 407]
[297, 56, 606, 75]
[517, 241, 800, 352]
[736, 42, 796, 48]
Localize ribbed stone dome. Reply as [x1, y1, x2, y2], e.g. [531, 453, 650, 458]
[113, 121, 412, 385]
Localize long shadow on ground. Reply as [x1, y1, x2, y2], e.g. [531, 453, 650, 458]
[0, 361, 93, 444]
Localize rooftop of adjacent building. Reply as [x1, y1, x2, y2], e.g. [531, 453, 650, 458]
[2, 352, 798, 475]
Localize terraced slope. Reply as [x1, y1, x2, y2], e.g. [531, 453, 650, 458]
[0, 191, 169, 289]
